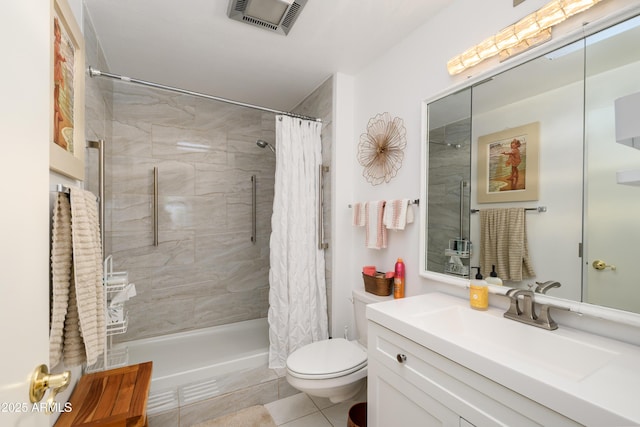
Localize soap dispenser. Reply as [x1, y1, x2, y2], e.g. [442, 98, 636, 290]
[485, 265, 503, 286]
[469, 267, 488, 311]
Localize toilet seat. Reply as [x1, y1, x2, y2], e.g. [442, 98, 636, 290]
[287, 338, 367, 380]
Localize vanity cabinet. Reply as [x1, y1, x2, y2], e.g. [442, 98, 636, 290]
[367, 321, 580, 427]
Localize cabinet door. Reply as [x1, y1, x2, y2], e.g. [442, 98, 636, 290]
[368, 358, 459, 427]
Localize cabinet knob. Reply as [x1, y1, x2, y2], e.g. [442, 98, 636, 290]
[396, 353, 407, 363]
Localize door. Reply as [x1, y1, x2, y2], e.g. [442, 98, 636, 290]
[0, 2, 53, 426]
[583, 19, 640, 313]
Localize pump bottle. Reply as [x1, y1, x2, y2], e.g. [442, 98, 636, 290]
[485, 265, 503, 286]
[469, 267, 488, 310]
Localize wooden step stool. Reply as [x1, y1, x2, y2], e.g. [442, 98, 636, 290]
[55, 361, 153, 427]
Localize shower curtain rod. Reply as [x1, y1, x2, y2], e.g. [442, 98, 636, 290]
[88, 66, 322, 123]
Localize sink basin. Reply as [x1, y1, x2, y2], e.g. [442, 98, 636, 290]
[408, 305, 618, 381]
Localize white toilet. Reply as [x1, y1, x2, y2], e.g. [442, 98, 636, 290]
[285, 288, 389, 403]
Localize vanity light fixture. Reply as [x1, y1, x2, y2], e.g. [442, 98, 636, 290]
[447, 0, 604, 75]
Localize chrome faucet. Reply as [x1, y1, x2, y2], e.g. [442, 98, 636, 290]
[534, 280, 561, 294]
[504, 288, 567, 330]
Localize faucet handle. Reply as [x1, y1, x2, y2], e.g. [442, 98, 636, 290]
[535, 304, 569, 330]
[505, 288, 522, 316]
[535, 280, 561, 294]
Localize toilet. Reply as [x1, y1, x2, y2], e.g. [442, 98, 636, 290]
[285, 288, 389, 403]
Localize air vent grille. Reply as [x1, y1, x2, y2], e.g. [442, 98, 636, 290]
[234, 0, 247, 12]
[242, 15, 278, 31]
[227, 0, 307, 36]
[281, 2, 301, 29]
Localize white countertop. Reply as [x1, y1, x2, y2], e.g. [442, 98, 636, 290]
[366, 292, 640, 426]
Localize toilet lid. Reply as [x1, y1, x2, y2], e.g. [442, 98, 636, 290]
[287, 338, 367, 380]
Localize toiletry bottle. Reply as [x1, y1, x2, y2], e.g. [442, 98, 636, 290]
[469, 267, 488, 310]
[485, 264, 503, 286]
[393, 258, 405, 299]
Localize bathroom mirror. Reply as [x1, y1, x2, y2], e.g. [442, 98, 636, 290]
[422, 12, 640, 315]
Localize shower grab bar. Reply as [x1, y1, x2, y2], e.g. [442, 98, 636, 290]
[318, 165, 329, 250]
[460, 180, 468, 240]
[87, 140, 105, 258]
[251, 175, 257, 244]
[153, 167, 159, 247]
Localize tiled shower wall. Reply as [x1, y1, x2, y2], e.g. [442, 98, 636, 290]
[427, 118, 471, 275]
[107, 86, 277, 341]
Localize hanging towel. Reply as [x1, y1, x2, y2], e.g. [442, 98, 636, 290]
[352, 202, 365, 227]
[479, 208, 535, 282]
[364, 201, 387, 249]
[49, 192, 73, 367]
[383, 199, 414, 231]
[49, 189, 105, 367]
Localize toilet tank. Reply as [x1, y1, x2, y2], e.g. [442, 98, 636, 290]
[352, 288, 391, 347]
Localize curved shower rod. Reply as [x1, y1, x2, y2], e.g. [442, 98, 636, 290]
[88, 66, 322, 123]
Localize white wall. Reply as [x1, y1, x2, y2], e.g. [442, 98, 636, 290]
[335, 0, 640, 338]
[469, 82, 584, 301]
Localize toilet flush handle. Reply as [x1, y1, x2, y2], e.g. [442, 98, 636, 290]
[396, 354, 407, 364]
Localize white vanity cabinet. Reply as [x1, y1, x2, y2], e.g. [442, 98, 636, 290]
[367, 321, 580, 427]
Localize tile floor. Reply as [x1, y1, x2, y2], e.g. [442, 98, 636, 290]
[264, 386, 367, 427]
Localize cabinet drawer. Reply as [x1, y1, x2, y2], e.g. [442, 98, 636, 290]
[368, 321, 579, 427]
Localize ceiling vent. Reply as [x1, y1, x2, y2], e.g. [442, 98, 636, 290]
[227, 0, 308, 35]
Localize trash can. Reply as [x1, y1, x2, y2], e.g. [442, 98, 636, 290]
[347, 402, 367, 427]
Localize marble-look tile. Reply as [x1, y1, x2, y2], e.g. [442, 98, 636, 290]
[112, 84, 196, 128]
[148, 409, 179, 427]
[279, 411, 331, 427]
[152, 124, 228, 164]
[264, 393, 318, 426]
[277, 377, 300, 401]
[179, 381, 278, 427]
[110, 230, 195, 269]
[111, 120, 153, 158]
[178, 366, 278, 406]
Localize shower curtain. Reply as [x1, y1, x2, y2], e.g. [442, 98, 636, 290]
[268, 115, 328, 369]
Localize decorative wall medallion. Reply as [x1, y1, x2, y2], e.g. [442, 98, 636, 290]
[358, 112, 407, 185]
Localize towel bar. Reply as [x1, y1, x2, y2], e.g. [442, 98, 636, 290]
[471, 206, 546, 213]
[348, 199, 419, 208]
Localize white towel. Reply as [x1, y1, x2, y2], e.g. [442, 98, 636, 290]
[383, 199, 414, 231]
[364, 201, 387, 250]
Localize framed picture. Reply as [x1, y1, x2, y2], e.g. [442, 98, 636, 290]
[50, 0, 85, 180]
[477, 122, 539, 203]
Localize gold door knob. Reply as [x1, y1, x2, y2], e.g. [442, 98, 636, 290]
[592, 260, 616, 271]
[29, 364, 71, 412]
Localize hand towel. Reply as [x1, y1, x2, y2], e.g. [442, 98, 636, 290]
[364, 201, 387, 249]
[352, 202, 365, 227]
[383, 199, 414, 230]
[69, 188, 105, 366]
[479, 208, 535, 282]
[49, 192, 73, 367]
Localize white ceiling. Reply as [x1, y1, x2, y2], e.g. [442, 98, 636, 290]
[83, 0, 452, 112]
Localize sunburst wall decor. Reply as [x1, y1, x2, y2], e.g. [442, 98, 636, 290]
[357, 112, 407, 185]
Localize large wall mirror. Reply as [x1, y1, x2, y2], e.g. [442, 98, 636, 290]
[422, 12, 640, 315]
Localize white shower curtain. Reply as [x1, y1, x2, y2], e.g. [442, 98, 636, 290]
[268, 115, 328, 369]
